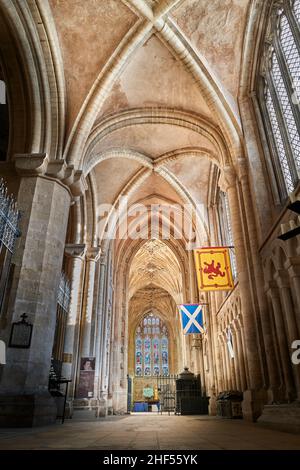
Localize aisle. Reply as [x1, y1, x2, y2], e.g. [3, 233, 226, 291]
[0, 414, 300, 450]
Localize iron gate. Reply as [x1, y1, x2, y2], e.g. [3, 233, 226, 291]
[156, 374, 178, 415]
[127, 375, 132, 413]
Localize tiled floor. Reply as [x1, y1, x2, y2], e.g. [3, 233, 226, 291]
[0, 414, 300, 450]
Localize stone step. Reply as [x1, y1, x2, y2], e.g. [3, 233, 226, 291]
[72, 408, 98, 421]
[257, 403, 300, 434]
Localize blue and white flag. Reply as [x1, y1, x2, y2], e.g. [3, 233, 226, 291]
[179, 304, 204, 335]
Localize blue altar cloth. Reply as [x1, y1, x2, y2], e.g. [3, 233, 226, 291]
[133, 402, 148, 412]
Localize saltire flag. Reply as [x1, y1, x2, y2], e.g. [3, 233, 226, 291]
[194, 247, 234, 292]
[178, 304, 204, 335]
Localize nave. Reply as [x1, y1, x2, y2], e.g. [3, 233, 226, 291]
[1, 414, 300, 450]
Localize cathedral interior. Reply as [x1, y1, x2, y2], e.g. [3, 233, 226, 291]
[1, 0, 300, 451]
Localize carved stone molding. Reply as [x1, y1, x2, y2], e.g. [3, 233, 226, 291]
[14, 153, 88, 197]
[87, 247, 101, 262]
[219, 166, 237, 192]
[14, 153, 48, 176]
[65, 243, 86, 259]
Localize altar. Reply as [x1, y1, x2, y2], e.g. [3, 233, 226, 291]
[132, 383, 160, 412]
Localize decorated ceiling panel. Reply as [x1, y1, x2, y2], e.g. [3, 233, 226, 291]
[98, 35, 212, 119]
[171, 0, 250, 97]
[90, 123, 217, 160]
[49, 0, 137, 136]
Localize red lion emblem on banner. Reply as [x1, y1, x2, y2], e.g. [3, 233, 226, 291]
[203, 260, 226, 280]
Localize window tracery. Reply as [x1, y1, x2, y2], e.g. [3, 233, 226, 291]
[135, 313, 169, 377]
[218, 191, 237, 280]
[259, 0, 300, 197]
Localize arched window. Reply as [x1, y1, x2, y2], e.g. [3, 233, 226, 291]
[135, 313, 169, 377]
[217, 191, 237, 280]
[258, 0, 300, 198]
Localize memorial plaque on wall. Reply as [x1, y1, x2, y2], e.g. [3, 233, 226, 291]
[77, 357, 95, 398]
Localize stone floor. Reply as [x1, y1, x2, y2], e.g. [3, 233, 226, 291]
[0, 413, 300, 450]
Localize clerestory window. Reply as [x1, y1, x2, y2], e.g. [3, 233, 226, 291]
[258, 0, 300, 198]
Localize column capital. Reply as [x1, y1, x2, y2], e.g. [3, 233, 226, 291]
[14, 153, 49, 176]
[14, 154, 88, 197]
[192, 337, 202, 349]
[65, 243, 86, 259]
[286, 260, 300, 278]
[86, 247, 101, 262]
[266, 281, 280, 296]
[274, 270, 291, 288]
[219, 166, 237, 192]
[100, 251, 108, 265]
[233, 317, 242, 332]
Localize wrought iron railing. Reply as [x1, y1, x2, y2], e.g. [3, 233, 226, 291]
[51, 272, 71, 381]
[0, 179, 20, 314]
[57, 272, 71, 312]
[0, 178, 20, 253]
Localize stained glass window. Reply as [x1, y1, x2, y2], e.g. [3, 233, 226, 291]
[259, 1, 300, 197]
[135, 314, 169, 376]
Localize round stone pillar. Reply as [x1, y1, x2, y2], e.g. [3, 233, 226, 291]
[63, 244, 86, 398]
[221, 166, 262, 389]
[237, 158, 278, 395]
[234, 320, 247, 391]
[80, 247, 101, 358]
[276, 272, 300, 399]
[0, 154, 73, 426]
[220, 166, 263, 420]
[267, 286, 295, 401]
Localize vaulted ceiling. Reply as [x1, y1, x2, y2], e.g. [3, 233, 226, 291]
[0, 0, 253, 325]
[42, 1, 252, 220]
[49, 0, 250, 139]
[47, 0, 250, 301]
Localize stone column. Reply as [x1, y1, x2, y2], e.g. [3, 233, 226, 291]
[234, 320, 247, 391]
[231, 329, 241, 391]
[94, 253, 107, 416]
[286, 262, 300, 344]
[197, 339, 206, 393]
[267, 286, 295, 401]
[276, 273, 300, 399]
[221, 166, 262, 419]
[223, 332, 233, 390]
[62, 244, 86, 398]
[229, 330, 238, 391]
[193, 340, 201, 376]
[0, 154, 72, 426]
[216, 334, 225, 392]
[237, 158, 278, 398]
[221, 338, 229, 390]
[80, 248, 101, 358]
[211, 297, 224, 394]
[205, 304, 217, 399]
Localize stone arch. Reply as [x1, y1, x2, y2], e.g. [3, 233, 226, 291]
[82, 108, 230, 171]
[63, 22, 243, 168]
[0, 0, 66, 159]
[93, 167, 211, 251]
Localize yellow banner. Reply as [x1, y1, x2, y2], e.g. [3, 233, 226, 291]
[194, 247, 234, 292]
